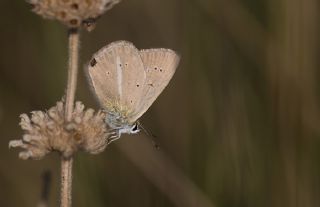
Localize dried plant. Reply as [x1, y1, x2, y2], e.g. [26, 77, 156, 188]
[9, 1, 121, 206]
[28, 0, 120, 31]
[9, 101, 109, 160]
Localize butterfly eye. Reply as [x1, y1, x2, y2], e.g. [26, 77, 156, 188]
[130, 123, 140, 133]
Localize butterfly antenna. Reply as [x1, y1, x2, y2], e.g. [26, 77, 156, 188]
[137, 121, 160, 150]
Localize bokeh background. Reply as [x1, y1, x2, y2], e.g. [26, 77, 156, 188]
[1, 0, 320, 206]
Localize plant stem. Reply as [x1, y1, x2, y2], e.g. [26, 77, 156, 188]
[60, 158, 73, 207]
[60, 28, 80, 207]
[65, 28, 80, 122]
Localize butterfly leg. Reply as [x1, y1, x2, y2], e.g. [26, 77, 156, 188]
[106, 129, 121, 145]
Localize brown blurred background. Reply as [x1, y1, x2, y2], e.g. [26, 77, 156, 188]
[1, 0, 320, 206]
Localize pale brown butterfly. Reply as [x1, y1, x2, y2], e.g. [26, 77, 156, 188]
[86, 41, 180, 143]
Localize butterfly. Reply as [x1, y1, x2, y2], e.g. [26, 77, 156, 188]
[86, 41, 180, 144]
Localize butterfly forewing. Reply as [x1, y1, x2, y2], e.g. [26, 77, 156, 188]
[129, 49, 180, 121]
[87, 41, 146, 116]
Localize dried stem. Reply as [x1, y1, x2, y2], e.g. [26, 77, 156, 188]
[65, 28, 80, 122]
[60, 28, 80, 207]
[60, 158, 73, 207]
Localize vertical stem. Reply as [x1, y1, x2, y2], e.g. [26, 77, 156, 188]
[60, 158, 74, 207]
[65, 28, 80, 122]
[60, 28, 80, 207]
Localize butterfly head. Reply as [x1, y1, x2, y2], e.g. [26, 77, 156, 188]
[107, 122, 139, 142]
[130, 122, 140, 134]
[104, 105, 140, 137]
[118, 122, 140, 135]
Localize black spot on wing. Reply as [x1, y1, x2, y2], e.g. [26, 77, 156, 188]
[90, 58, 97, 67]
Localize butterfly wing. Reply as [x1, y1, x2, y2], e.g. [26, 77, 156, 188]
[86, 41, 146, 121]
[129, 49, 180, 121]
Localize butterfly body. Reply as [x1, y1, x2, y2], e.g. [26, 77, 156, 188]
[105, 106, 139, 133]
[86, 41, 180, 143]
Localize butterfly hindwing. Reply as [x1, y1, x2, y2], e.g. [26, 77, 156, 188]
[128, 48, 180, 122]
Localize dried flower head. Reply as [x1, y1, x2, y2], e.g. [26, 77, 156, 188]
[27, 0, 121, 31]
[9, 101, 110, 160]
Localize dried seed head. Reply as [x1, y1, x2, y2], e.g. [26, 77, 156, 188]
[9, 101, 110, 160]
[27, 0, 121, 31]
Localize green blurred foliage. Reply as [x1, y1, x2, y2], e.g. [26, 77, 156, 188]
[1, 0, 320, 206]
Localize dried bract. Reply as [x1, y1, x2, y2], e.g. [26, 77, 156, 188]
[9, 101, 109, 160]
[27, 0, 121, 30]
